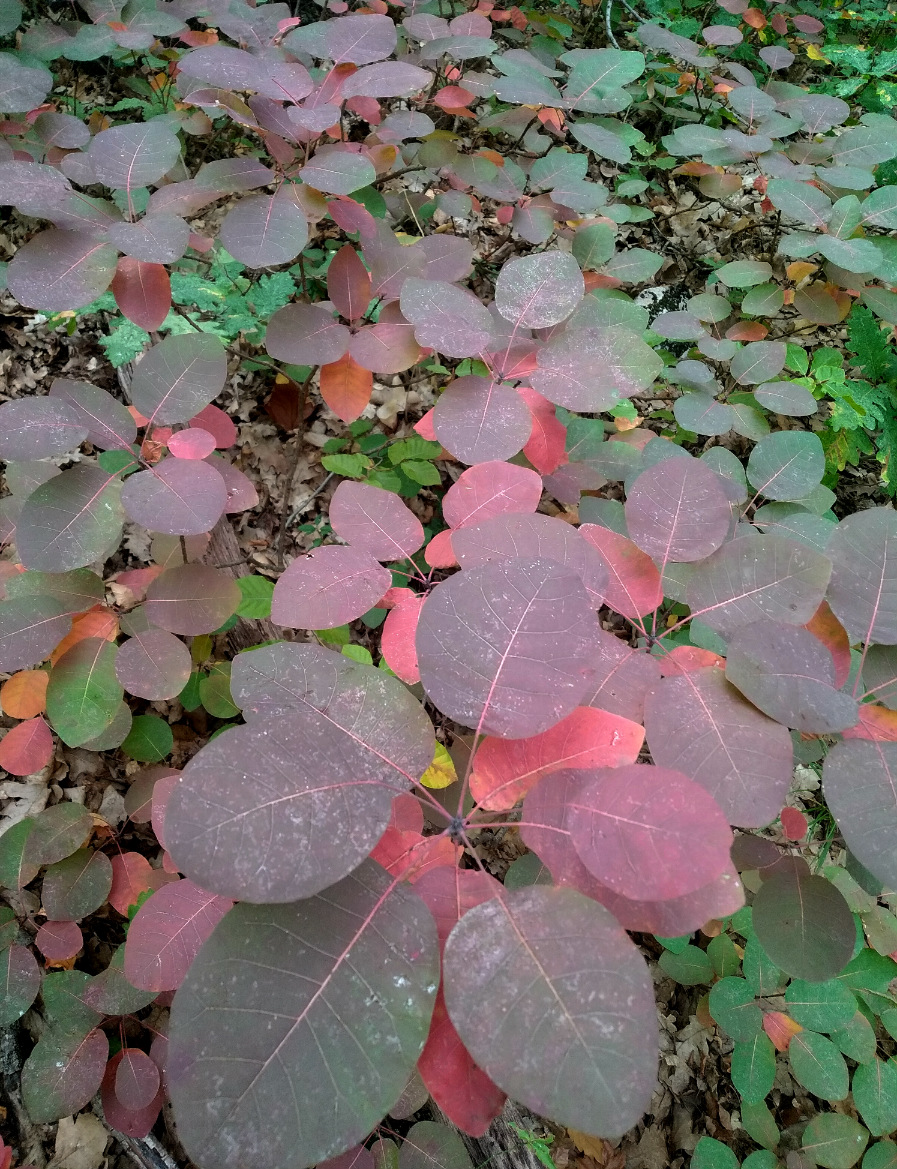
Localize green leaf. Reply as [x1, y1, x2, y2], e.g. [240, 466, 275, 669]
[742, 1153, 779, 1169]
[709, 977, 762, 1041]
[731, 1032, 776, 1105]
[400, 460, 442, 487]
[121, 713, 174, 762]
[658, 945, 713, 986]
[321, 453, 373, 478]
[838, 949, 897, 996]
[785, 979, 858, 1033]
[789, 1030, 850, 1101]
[236, 575, 274, 619]
[342, 644, 373, 666]
[41, 970, 103, 1040]
[388, 437, 442, 464]
[97, 449, 140, 476]
[831, 1012, 878, 1065]
[708, 933, 741, 978]
[46, 639, 122, 747]
[691, 1137, 738, 1169]
[179, 670, 203, 712]
[785, 343, 810, 375]
[100, 318, 151, 366]
[199, 663, 240, 719]
[847, 306, 897, 382]
[315, 625, 351, 646]
[853, 1058, 897, 1137]
[740, 1101, 780, 1152]
[656, 934, 691, 954]
[802, 1115, 869, 1169]
[864, 1141, 897, 1169]
[743, 935, 787, 997]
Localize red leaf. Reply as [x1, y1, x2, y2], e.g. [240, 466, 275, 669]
[168, 428, 216, 460]
[266, 376, 314, 431]
[424, 530, 457, 568]
[518, 386, 567, 475]
[442, 460, 542, 529]
[111, 258, 171, 331]
[109, 852, 155, 916]
[743, 7, 767, 28]
[434, 86, 475, 112]
[470, 705, 645, 811]
[101, 1051, 164, 1139]
[804, 600, 851, 688]
[327, 244, 373, 322]
[780, 806, 808, 841]
[115, 1049, 161, 1110]
[369, 828, 459, 881]
[579, 525, 664, 620]
[189, 403, 237, 448]
[0, 717, 53, 776]
[658, 646, 726, 676]
[414, 408, 437, 441]
[495, 205, 513, 225]
[319, 353, 373, 422]
[413, 866, 502, 946]
[328, 196, 377, 241]
[35, 920, 82, 961]
[380, 593, 424, 683]
[389, 792, 424, 834]
[418, 988, 506, 1136]
[763, 1011, 801, 1051]
[726, 321, 768, 341]
[123, 878, 233, 991]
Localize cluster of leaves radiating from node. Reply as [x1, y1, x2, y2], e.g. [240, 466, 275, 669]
[2, 0, 897, 1165]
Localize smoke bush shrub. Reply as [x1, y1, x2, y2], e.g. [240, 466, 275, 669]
[2, 0, 897, 1166]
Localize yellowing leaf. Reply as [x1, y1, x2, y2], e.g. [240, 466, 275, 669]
[420, 741, 457, 789]
[805, 44, 830, 61]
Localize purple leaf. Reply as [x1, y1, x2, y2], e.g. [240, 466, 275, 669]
[494, 251, 584, 330]
[0, 944, 41, 1026]
[585, 630, 661, 722]
[451, 513, 608, 607]
[124, 878, 233, 991]
[652, 311, 706, 341]
[300, 149, 377, 196]
[432, 376, 532, 465]
[754, 382, 817, 417]
[106, 214, 191, 264]
[206, 455, 259, 513]
[443, 461, 542, 529]
[419, 35, 496, 60]
[329, 481, 424, 561]
[442, 886, 657, 1137]
[195, 156, 275, 193]
[766, 180, 832, 229]
[271, 545, 392, 629]
[144, 564, 241, 635]
[725, 621, 858, 733]
[825, 741, 897, 890]
[16, 464, 124, 572]
[115, 1049, 161, 1111]
[0, 397, 87, 460]
[625, 459, 731, 566]
[417, 558, 600, 738]
[266, 302, 351, 365]
[752, 870, 854, 982]
[21, 1027, 108, 1124]
[0, 159, 71, 210]
[418, 235, 475, 283]
[179, 46, 313, 101]
[730, 340, 787, 385]
[400, 279, 495, 358]
[644, 667, 793, 827]
[760, 46, 794, 70]
[219, 191, 309, 268]
[326, 13, 397, 63]
[342, 62, 431, 98]
[7, 229, 119, 312]
[348, 321, 421, 374]
[826, 508, 897, 645]
[121, 458, 227, 536]
[673, 393, 735, 437]
[168, 862, 438, 1168]
[49, 378, 137, 451]
[115, 628, 192, 700]
[568, 764, 732, 900]
[130, 333, 227, 425]
[87, 120, 181, 190]
[686, 534, 832, 635]
[531, 326, 663, 410]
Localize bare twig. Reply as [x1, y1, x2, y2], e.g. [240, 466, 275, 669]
[275, 366, 319, 570]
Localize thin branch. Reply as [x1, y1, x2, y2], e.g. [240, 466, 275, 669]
[275, 366, 320, 571]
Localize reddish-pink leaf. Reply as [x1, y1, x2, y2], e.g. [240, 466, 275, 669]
[115, 1049, 161, 1110]
[369, 827, 459, 881]
[415, 408, 437, 441]
[841, 704, 897, 742]
[585, 631, 661, 723]
[124, 878, 233, 992]
[188, 404, 236, 448]
[151, 773, 178, 852]
[625, 459, 732, 567]
[168, 427, 216, 460]
[271, 545, 392, 629]
[579, 525, 664, 620]
[101, 1051, 164, 1139]
[804, 600, 851, 688]
[390, 792, 424, 834]
[0, 717, 53, 776]
[425, 530, 457, 568]
[568, 765, 733, 901]
[319, 353, 373, 423]
[109, 852, 156, 916]
[121, 458, 227, 536]
[35, 919, 82, 961]
[418, 988, 506, 1136]
[327, 244, 372, 321]
[518, 386, 567, 476]
[442, 460, 542, 530]
[470, 706, 644, 811]
[329, 481, 424, 561]
[433, 85, 475, 111]
[781, 806, 808, 841]
[381, 594, 424, 683]
[328, 195, 377, 240]
[349, 320, 422, 375]
[111, 258, 171, 331]
[433, 376, 531, 465]
[413, 867, 502, 948]
[657, 646, 725, 676]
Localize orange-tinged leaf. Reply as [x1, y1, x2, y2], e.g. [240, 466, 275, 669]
[674, 161, 717, 176]
[804, 600, 851, 687]
[658, 646, 725, 676]
[787, 261, 818, 283]
[726, 321, 769, 341]
[370, 827, 460, 881]
[1, 670, 49, 718]
[366, 144, 397, 174]
[579, 525, 664, 620]
[743, 7, 767, 28]
[842, 704, 897, 742]
[109, 852, 156, 915]
[50, 607, 119, 665]
[434, 85, 475, 111]
[319, 354, 372, 423]
[470, 705, 644, 811]
[763, 1011, 802, 1051]
[477, 148, 504, 168]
